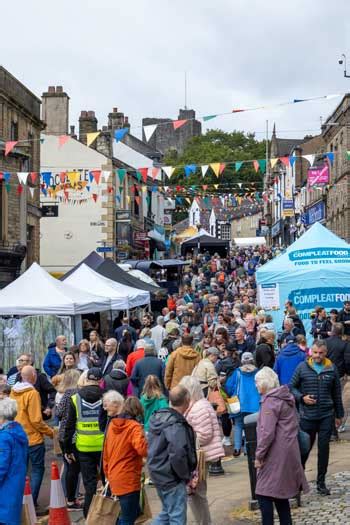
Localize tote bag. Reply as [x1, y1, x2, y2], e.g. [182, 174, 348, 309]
[86, 483, 120, 525]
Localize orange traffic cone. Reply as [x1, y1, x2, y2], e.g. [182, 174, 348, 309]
[22, 476, 38, 525]
[48, 462, 71, 525]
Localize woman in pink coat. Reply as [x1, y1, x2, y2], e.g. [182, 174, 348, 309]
[254, 367, 309, 525]
[180, 375, 224, 525]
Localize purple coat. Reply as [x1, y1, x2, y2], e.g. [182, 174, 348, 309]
[255, 385, 309, 499]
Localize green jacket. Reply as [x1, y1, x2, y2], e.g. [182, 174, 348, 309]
[140, 395, 168, 431]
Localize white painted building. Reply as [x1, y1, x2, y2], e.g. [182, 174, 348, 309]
[40, 134, 113, 274]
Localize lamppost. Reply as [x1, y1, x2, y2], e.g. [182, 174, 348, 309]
[338, 54, 350, 78]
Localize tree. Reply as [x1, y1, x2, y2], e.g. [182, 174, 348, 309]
[164, 129, 267, 221]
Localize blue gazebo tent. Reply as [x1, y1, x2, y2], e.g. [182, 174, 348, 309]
[256, 222, 350, 340]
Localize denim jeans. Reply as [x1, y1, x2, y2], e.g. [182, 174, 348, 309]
[117, 491, 140, 525]
[28, 443, 45, 505]
[153, 482, 187, 524]
[233, 412, 249, 451]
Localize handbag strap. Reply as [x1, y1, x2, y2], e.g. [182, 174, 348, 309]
[236, 369, 241, 398]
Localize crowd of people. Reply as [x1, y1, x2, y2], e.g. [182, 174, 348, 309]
[0, 247, 349, 524]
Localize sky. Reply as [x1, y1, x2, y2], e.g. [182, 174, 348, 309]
[2, 0, 350, 143]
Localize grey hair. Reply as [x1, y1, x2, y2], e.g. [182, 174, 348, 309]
[0, 398, 17, 421]
[157, 316, 165, 325]
[179, 376, 204, 403]
[103, 390, 124, 406]
[113, 359, 126, 371]
[255, 367, 279, 392]
[106, 338, 118, 348]
[135, 339, 145, 350]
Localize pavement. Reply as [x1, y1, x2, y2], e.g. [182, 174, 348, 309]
[37, 382, 350, 524]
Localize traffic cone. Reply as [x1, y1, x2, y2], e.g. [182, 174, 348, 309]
[48, 462, 71, 525]
[22, 476, 37, 525]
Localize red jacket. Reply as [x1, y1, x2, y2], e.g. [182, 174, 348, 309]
[103, 416, 147, 496]
[126, 348, 145, 377]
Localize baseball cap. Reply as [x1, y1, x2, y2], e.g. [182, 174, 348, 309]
[87, 368, 102, 381]
[241, 352, 254, 364]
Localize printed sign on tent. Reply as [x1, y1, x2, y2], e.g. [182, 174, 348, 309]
[258, 283, 280, 310]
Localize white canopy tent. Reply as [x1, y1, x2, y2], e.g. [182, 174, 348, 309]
[0, 263, 111, 315]
[233, 237, 266, 247]
[64, 264, 150, 309]
[118, 264, 160, 288]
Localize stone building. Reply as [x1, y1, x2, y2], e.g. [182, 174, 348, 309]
[142, 108, 201, 155]
[321, 94, 350, 241]
[230, 206, 262, 240]
[0, 66, 43, 287]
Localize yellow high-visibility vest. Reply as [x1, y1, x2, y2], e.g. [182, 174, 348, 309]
[71, 393, 104, 452]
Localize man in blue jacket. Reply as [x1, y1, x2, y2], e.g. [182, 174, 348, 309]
[43, 335, 67, 378]
[274, 335, 306, 386]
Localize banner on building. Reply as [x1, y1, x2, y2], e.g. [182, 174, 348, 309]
[307, 164, 329, 186]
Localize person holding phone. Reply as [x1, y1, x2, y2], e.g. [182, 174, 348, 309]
[290, 339, 344, 496]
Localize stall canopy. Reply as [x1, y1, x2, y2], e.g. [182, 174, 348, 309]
[62, 252, 160, 293]
[124, 259, 189, 273]
[256, 222, 350, 339]
[234, 237, 266, 247]
[0, 263, 111, 315]
[64, 264, 150, 309]
[180, 231, 230, 255]
[118, 265, 160, 288]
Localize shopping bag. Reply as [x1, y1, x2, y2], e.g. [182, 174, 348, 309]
[226, 396, 241, 415]
[135, 487, 152, 524]
[207, 387, 227, 415]
[53, 427, 62, 455]
[197, 449, 207, 483]
[86, 483, 120, 525]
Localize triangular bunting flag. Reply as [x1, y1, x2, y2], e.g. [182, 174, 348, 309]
[143, 124, 157, 142]
[102, 170, 111, 182]
[213, 184, 219, 190]
[119, 186, 123, 193]
[235, 161, 243, 172]
[138, 168, 149, 183]
[173, 119, 187, 130]
[142, 185, 148, 193]
[17, 172, 29, 185]
[238, 183, 242, 188]
[258, 159, 266, 173]
[107, 185, 113, 194]
[30, 172, 38, 184]
[117, 169, 126, 184]
[67, 171, 80, 186]
[346, 151, 350, 161]
[41, 172, 52, 186]
[127, 195, 131, 204]
[184, 164, 197, 177]
[202, 184, 208, 190]
[114, 128, 129, 142]
[90, 170, 102, 184]
[4, 172, 11, 182]
[135, 171, 142, 183]
[270, 158, 279, 169]
[86, 131, 100, 148]
[5, 141, 17, 156]
[201, 165, 209, 177]
[289, 156, 297, 168]
[253, 160, 259, 172]
[185, 197, 191, 204]
[29, 187, 35, 198]
[219, 163, 226, 175]
[203, 115, 217, 122]
[92, 193, 98, 202]
[58, 135, 70, 148]
[152, 167, 160, 181]
[210, 163, 221, 177]
[302, 154, 315, 166]
[280, 157, 290, 167]
[326, 152, 334, 165]
[59, 172, 66, 183]
[16, 184, 23, 195]
[5, 183, 10, 193]
[135, 196, 141, 206]
[146, 195, 151, 207]
[162, 166, 175, 178]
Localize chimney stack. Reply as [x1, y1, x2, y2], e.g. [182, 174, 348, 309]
[42, 86, 70, 135]
[108, 107, 126, 131]
[79, 110, 98, 145]
[70, 125, 77, 139]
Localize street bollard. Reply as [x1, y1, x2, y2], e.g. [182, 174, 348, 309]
[243, 412, 259, 510]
